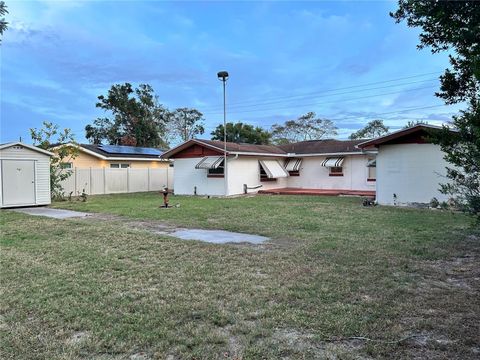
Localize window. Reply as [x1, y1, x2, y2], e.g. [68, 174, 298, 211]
[329, 166, 343, 176]
[60, 162, 73, 169]
[367, 158, 376, 181]
[110, 163, 130, 169]
[207, 160, 224, 177]
[260, 164, 274, 181]
[322, 157, 344, 176]
[285, 158, 302, 176]
[368, 165, 376, 181]
[259, 160, 289, 181]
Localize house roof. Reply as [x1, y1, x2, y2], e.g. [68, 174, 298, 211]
[356, 124, 448, 149]
[79, 144, 166, 159]
[51, 143, 169, 161]
[279, 139, 366, 155]
[0, 142, 54, 156]
[197, 139, 287, 154]
[161, 138, 372, 159]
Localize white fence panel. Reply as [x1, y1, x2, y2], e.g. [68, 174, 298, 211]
[91, 168, 105, 194]
[150, 168, 167, 191]
[59, 167, 173, 196]
[76, 168, 91, 194]
[167, 166, 174, 189]
[61, 172, 75, 195]
[105, 169, 128, 193]
[129, 168, 149, 192]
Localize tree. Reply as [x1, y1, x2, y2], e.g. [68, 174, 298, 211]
[403, 120, 428, 129]
[211, 122, 272, 144]
[391, 1, 480, 219]
[0, 1, 7, 43]
[85, 83, 170, 148]
[349, 120, 390, 139]
[168, 107, 205, 143]
[30, 121, 79, 199]
[271, 112, 338, 144]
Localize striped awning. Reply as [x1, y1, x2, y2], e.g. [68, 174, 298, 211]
[321, 157, 344, 167]
[366, 159, 376, 167]
[285, 158, 302, 172]
[259, 160, 289, 178]
[195, 156, 224, 169]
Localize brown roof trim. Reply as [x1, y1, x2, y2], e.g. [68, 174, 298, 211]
[279, 139, 366, 154]
[356, 124, 449, 149]
[161, 139, 228, 158]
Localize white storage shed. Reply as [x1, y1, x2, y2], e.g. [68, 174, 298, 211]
[0, 142, 53, 208]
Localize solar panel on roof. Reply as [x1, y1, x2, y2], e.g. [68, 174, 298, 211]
[99, 144, 163, 156]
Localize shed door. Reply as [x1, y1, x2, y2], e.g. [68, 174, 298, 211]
[2, 160, 36, 206]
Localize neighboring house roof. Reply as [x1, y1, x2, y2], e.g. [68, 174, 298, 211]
[0, 142, 54, 156]
[162, 138, 373, 159]
[51, 143, 169, 161]
[356, 124, 448, 149]
[197, 139, 287, 155]
[279, 139, 367, 155]
[80, 144, 167, 159]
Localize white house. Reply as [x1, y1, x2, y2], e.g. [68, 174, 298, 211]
[0, 142, 53, 208]
[357, 124, 451, 206]
[162, 139, 376, 197]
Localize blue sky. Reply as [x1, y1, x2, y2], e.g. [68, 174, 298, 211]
[1, 0, 462, 144]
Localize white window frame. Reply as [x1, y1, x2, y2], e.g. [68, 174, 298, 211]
[367, 158, 376, 181]
[110, 163, 130, 169]
[329, 166, 343, 176]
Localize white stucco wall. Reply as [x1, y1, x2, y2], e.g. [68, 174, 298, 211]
[376, 143, 449, 205]
[173, 157, 225, 196]
[172, 154, 375, 196]
[172, 156, 289, 196]
[286, 155, 376, 191]
[227, 156, 288, 195]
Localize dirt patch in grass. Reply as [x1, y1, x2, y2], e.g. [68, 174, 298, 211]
[78, 213, 272, 247]
[67, 331, 90, 345]
[393, 240, 480, 359]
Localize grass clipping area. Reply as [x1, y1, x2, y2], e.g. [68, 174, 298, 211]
[1, 193, 479, 359]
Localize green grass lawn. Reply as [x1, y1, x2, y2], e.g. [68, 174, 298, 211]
[1, 193, 479, 359]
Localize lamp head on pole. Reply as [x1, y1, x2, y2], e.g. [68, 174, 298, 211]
[217, 71, 229, 82]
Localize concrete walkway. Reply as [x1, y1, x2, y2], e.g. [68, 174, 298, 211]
[171, 229, 268, 244]
[10, 207, 268, 245]
[11, 207, 90, 219]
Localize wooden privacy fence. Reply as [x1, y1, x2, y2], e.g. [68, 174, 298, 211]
[60, 167, 174, 196]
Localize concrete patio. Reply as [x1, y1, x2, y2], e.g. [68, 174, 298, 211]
[258, 187, 376, 197]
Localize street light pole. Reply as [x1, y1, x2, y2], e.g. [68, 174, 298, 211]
[217, 71, 229, 196]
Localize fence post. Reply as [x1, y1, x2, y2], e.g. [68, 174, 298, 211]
[74, 168, 78, 195]
[147, 168, 150, 192]
[127, 167, 130, 193]
[103, 167, 106, 194]
[89, 167, 92, 195]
